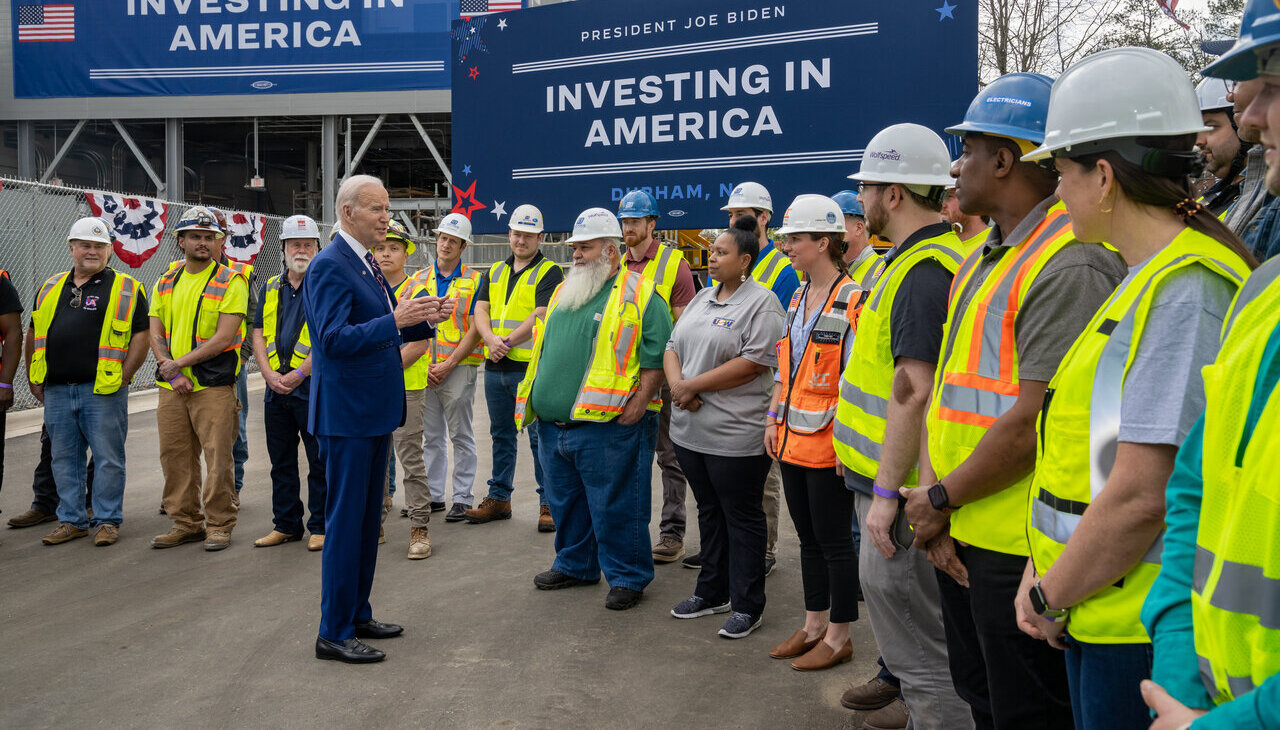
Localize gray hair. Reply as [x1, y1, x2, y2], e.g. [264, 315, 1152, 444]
[336, 174, 386, 223]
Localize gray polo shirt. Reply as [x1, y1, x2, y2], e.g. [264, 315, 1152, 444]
[666, 278, 785, 457]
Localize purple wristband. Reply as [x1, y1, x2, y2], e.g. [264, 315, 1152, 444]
[872, 483, 901, 500]
[0, 383, 11, 389]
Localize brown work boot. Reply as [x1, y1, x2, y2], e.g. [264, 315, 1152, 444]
[841, 676, 901, 711]
[152, 526, 206, 549]
[93, 524, 119, 547]
[41, 523, 88, 545]
[204, 530, 232, 551]
[307, 534, 324, 552]
[254, 530, 302, 548]
[862, 698, 909, 730]
[464, 497, 512, 524]
[8, 508, 56, 528]
[652, 536, 685, 563]
[538, 505, 556, 533]
[407, 527, 432, 560]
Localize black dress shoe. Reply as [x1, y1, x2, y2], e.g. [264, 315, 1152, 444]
[605, 586, 643, 611]
[533, 569, 600, 590]
[353, 619, 404, 639]
[430, 501, 447, 513]
[315, 637, 386, 663]
[444, 504, 469, 522]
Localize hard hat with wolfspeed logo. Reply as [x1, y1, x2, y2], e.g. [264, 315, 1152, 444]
[774, 194, 846, 236]
[280, 214, 321, 242]
[849, 123, 955, 189]
[720, 182, 773, 213]
[566, 207, 624, 243]
[508, 204, 544, 234]
[433, 213, 474, 244]
[67, 217, 113, 245]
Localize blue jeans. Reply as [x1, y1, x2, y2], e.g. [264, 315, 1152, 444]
[484, 368, 544, 505]
[43, 383, 129, 528]
[234, 367, 248, 492]
[536, 412, 657, 591]
[1064, 636, 1152, 730]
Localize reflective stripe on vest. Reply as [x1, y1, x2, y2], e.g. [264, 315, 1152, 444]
[1192, 255, 1280, 704]
[833, 233, 966, 483]
[261, 274, 311, 372]
[488, 258, 559, 363]
[30, 269, 141, 395]
[514, 269, 658, 428]
[1029, 229, 1249, 643]
[418, 264, 483, 365]
[639, 243, 684, 310]
[394, 277, 433, 390]
[775, 277, 859, 469]
[930, 204, 1081, 555]
[849, 249, 886, 291]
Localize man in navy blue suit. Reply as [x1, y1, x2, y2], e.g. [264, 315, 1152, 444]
[305, 174, 450, 663]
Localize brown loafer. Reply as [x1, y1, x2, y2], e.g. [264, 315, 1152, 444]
[791, 638, 853, 671]
[8, 508, 57, 529]
[769, 627, 826, 659]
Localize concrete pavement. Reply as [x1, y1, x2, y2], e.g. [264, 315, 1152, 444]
[0, 376, 881, 729]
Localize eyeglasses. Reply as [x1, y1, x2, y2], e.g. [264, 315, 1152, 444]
[857, 182, 887, 194]
[69, 286, 83, 309]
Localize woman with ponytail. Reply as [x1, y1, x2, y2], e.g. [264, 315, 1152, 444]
[1013, 47, 1256, 730]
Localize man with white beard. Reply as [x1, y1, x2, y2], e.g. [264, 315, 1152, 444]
[515, 208, 674, 611]
[252, 215, 329, 551]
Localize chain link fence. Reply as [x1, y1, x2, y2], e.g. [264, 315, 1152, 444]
[0, 177, 574, 411]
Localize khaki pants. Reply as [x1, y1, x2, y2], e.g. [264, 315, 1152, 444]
[157, 386, 240, 532]
[393, 387, 431, 528]
[762, 461, 782, 560]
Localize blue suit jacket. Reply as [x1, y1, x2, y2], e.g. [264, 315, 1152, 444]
[303, 233, 433, 438]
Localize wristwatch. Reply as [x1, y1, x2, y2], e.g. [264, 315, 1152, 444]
[927, 482, 957, 512]
[1029, 579, 1069, 623]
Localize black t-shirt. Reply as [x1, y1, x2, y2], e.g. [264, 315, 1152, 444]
[35, 269, 150, 385]
[475, 252, 565, 372]
[886, 223, 954, 366]
[0, 274, 20, 372]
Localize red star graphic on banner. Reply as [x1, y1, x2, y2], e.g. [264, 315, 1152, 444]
[468, 66, 480, 80]
[451, 180, 487, 218]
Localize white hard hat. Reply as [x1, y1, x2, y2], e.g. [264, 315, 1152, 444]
[280, 214, 320, 242]
[565, 207, 624, 243]
[774, 194, 846, 236]
[848, 123, 954, 189]
[720, 182, 773, 213]
[67, 217, 113, 245]
[1024, 47, 1208, 162]
[508, 203, 544, 234]
[433, 213, 474, 244]
[1196, 76, 1232, 112]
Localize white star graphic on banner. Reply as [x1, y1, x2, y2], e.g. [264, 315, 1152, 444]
[491, 201, 507, 220]
[498, 18, 508, 30]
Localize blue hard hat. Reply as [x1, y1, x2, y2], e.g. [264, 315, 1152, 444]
[617, 190, 660, 219]
[946, 72, 1055, 145]
[1204, 0, 1280, 80]
[831, 190, 864, 217]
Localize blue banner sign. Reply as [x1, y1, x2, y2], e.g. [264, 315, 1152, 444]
[11, 0, 475, 98]
[450, 0, 977, 234]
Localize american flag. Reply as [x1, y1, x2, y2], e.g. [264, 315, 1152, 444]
[17, 4, 75, 43]
[461, 0, 521, 19]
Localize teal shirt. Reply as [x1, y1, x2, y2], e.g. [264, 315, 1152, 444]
[528, 277, 673, 424]
[1142, 317, 1280, 729]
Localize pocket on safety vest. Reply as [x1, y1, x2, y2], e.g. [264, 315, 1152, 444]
[806, 344, 842, 398]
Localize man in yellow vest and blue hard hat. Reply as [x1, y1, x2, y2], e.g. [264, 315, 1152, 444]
[470, 203, 564, 531]
[831, 122, 970, 728]
[251, 214, 327, 553]
[25, 217, 150, 548]
[518, 207, 672, 611]
[831, 189, 886, 292]
[149, 205, 249, 552]
[895, 72, 1127, 728]
[617, 189, 698, 565]
[1142, 3, 1280, 725]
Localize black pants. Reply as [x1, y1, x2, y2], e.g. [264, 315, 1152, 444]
[779, 461, 859, 623]
[264, 395, 327, 535]
[31, 424, 93, 514]
[675, 445, 770, 617]
[936, 543, 1073, 730]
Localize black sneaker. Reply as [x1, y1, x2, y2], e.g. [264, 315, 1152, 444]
[533, 569, 600, 590]
[670, 595, 731, 619]
[399, 508, 408, 518]
[444, 503, 469, 522]
[764, 557, 777, 576]
[605, 586, 643, 611]
[682, 552, 701, 569]
[430, 501, 446, 513]
[718, 611, 762, 639]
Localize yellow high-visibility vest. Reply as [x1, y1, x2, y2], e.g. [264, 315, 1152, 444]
[1030, 228, 1249, 643]
[30, 269, 141, 395]
[710, 242, 794, 291]
[154, 262, 244, 389]
[393, 276, 432, 390]
[261, 274, 311, 372]
[848, 247, 887, 291]
[636, 242, 685, 311]
[487, 256, 560, 363]
[417, 264, 483, 366]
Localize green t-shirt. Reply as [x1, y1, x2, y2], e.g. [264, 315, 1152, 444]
[529, 277, 673, 423]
